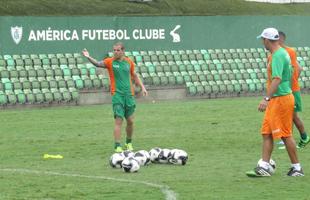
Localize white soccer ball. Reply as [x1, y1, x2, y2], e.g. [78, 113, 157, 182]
[257, 158, 276, 174]
[122, 150, 134, 158]
[109, 152, 125, 168]
[158, 148, 171, 164]
[149, 147, 162, 163]
[134, 150, 151, 166]
[121, 157, 140, 173]
[169, 149, 188, 165]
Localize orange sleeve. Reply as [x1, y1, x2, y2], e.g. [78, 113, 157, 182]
[287, 48, 298, 68]
[103, 57, 113, 69]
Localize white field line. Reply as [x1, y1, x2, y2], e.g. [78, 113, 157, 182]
[0, 168, 177, 200]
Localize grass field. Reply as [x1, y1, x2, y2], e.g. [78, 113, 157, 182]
[1, 0, 310, 16]
[1, 95, 310, 200]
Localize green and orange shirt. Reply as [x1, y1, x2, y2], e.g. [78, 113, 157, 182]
[103, 57, 135, 96]
[266, 48, 292, 97]
[285, 47, 300, 92]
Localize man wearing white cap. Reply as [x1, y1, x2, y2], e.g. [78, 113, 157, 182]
[246, 28, 304, 177]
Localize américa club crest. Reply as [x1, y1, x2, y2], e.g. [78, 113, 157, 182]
[11, 26, 23, 44]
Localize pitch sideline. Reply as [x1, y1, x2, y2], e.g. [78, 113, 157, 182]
[0, 168, 177, 200]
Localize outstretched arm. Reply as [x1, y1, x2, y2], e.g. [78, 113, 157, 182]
[82, 48, 105, 68]
[133, 72, 148, 96]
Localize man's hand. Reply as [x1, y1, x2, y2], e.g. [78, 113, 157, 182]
[258, 99, 268, 112]
[141, 87, 148, 96]
[82, 48, 90, 58]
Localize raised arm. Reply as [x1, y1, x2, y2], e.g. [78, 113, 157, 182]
[82, 48, 105, 68]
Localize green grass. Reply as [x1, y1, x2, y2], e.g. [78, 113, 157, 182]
[1, 95, 310, 199]
[1, 0, 310, 16]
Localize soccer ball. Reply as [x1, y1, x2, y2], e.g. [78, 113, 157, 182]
[121, 157, 140, 173]
[257, 158, 276, 174]
[158, 148, 171, 163]
[169, 149, 188, 165]
[269, 159, 276, 172]
[109, 153, 125, 168]
[122, 150, 134, 158]
[149, 147, 162, 163]
[134, 150, 151, 166]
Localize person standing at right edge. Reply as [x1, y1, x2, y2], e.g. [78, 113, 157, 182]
[277, 31, 309, 149]
[246, 28, 304, 177]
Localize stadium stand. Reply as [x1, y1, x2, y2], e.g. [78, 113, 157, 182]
[0, 46, 309, 106]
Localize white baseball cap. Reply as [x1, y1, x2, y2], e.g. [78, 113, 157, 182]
[257, 28, 279, 40]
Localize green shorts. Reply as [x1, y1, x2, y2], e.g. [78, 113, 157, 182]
[112, 93, 136, 119]
[293, 91, 302, 112]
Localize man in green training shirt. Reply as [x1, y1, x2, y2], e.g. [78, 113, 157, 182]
[82, 42, 148, 152]
[247, 28, 304, 177]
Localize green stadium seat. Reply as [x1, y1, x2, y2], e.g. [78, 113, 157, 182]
[1, 69, 10, 79]
[64, 77, 75, 88]
[33, 58, 42, 66]
[6, 90, 17, 104]
[21, 54, 30, 59]
[30, 54, 39, 59]
[231, 80, 241, 93]
[186, 82, 197, 96]
[76, 57, 84, 64]
[192, 82, 203, 95]
[59, 88, 71, 102]
[143, 55, 151, 62]
[86, 64, 97, 75]
[43, 66, 53, 77]
[51, 88, 62, 102]
[36, 67, 46, 77]
[23, 89, 35, 104]
[38, 77, 49, 90]
[98, 75, 109, 90]
[12, 80, 22, 91]
[90, 75, 102, 88]
[82, 75, 93, 89]
[181, 71, 191, 83]
[0, 91, 8, 105]
[14, 89, 26, 104]
[47, 77, 58, 89]
[53, 67, 63, 77]
[0, 82, 4, 92]
[166, 72, 176, 85]
[15, 59, 24, 67]
[0, 59, 6, 67]
[150, 73, 160, 86]
[27, 68, 37, 78]
[50, 58, 59, 65]
[139, 65, 148, 73]
[38, 54, 47, 59]
[68, 57, 76, 65]
[158, 72, 168, 85]
[72, 75, 84, 89]
[173, 72, 184, 85]
[42, 88, 53, 103]
[2, 78, 13, 91]
[29, 77, 40, 90]
[56, 77, 67, 88]
[42, 58, 51, 65]
[189, 71, 198, 82]
[69, 87, 79, 102]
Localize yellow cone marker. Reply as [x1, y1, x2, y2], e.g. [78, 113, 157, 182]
[43, 154, 63, 159]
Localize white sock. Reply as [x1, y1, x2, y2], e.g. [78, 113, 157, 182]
[258, 160, 271, 169]
[291, 163, 302, 171]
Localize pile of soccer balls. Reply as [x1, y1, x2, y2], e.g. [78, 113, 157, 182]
[109, 147, 188, 173]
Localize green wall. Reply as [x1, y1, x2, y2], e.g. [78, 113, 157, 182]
[0, 16, 309, 59]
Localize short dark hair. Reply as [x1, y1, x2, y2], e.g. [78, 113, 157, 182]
[278, 31, 286, 39]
